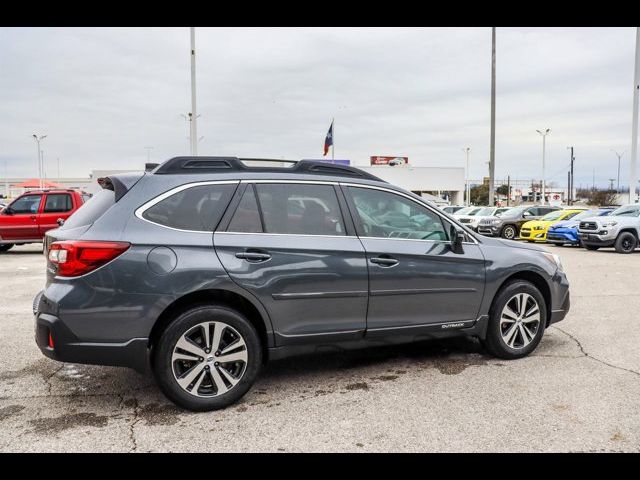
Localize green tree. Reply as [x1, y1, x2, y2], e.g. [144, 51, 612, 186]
[470, 183, 489, 205]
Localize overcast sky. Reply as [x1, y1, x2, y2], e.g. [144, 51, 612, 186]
[0, 27, 638, 188]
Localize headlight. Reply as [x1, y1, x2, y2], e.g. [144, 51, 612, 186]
[601, 221, 618, 228]
[491, 219, 501, 225]
[570, 225, 578, 229]
[542, 252, 563, 271]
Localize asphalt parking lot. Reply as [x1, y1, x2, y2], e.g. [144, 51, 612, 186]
[1, 243, 639, 452]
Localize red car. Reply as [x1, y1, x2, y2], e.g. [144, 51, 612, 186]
[0, 189, 88, 252]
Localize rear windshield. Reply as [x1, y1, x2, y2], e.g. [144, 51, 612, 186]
[60, 189, 115, 230]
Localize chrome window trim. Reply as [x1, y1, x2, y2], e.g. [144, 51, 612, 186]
[134, 180, 240, 233]
[216, 231, 352, 239]
[340, 182, 480, 245]
[241, 179, 339, 185]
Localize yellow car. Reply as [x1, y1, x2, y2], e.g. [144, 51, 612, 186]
[519, 209, 584, 242]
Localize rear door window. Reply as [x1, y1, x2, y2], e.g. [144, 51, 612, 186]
[44, 193, 73, 213]
[142, 183, 236, 231]
[254, 184, 345, 236]
[227, 185, 263, 233]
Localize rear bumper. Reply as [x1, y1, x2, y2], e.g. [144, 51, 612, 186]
[548, 270, 570, 325]
[34, 308, 150, 373]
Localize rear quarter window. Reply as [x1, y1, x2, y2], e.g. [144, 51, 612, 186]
[142, 183, 236, 231]
[60, 189, 115, 230]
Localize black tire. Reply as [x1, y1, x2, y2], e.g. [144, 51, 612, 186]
[501, 225, 517, 240]
[153, 305, 262, 411]
[584, 244, 600, 251]
[552, 243, 565, 247]
[614, 232, 637, 254]
[482, 280, 547, 360]
[0, 244, 13, 253]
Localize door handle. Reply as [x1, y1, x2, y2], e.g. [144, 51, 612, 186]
[370, 256, 399, 267]
[235, 251, 272, 262]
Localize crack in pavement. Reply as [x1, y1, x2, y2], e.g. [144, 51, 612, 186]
[128, 397, 140, 453]
[552, 326, 640, 378]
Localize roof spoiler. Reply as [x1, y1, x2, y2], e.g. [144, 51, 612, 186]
[97, 172, 144, 202]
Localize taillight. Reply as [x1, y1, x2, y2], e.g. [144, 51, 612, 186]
[48, 241, 131, 277]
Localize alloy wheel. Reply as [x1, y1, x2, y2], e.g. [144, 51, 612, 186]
[499, 293, 541, 349]
[503, 226, 516, 239]
[171, 321, 248, 397]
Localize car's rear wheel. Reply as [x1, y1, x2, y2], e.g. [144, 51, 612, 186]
[553, 242, 564, 247]
[614, 232, 637, 254]
[0, 244, 13, 253]
[153, 305, 262, 411]
[501, 225, 517, 240]
[584, 244, 600, 251]
[482, 280, 546, 360]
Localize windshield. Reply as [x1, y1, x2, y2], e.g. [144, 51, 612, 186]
[610, 205, 640, 217]
[542, 210, 571, 221]
[467, 207, 484, 216]
[571, 210, 600, 221]
[497, 207, 525, 218]
[475, 207, 496, 216]
[454, 207, 474, 215]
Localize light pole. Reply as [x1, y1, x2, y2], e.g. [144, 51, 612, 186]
[488, 27, 497, 206]
[463, 147, 471, 206]
[190, 27, 198, 156]
[611, 149, 624, 193]
[32, 134, 47, 189]
[144, 146, 154, 163]
[536, 129, 551, 205]
[630, 27, 640, 203]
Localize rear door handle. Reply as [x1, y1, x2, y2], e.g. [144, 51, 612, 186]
[370, 256, 399, 267]
[235, 251, 272, 262]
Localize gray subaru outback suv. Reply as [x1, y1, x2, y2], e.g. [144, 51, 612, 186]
[34, 157, 570, 411]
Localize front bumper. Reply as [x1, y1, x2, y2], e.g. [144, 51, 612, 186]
[578, 229, 617, 247]
[477, 225, 500, 236]
[519, 228, 547, 242]
[547, 228, 579, 244]
[33, 291, 150, 372]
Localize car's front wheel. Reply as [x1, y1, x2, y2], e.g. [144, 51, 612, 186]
[482, 280, 546, 359]
[153, 305, 262, 411]
[501, 225, 517, 240]
[614, 232, 637, 254]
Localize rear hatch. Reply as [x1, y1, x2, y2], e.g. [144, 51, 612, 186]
[44, 173, 143, 282]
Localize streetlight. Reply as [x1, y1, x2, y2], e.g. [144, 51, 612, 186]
[32, 134, 47, 189]
[144, 146, 154, 163]
[610, 149, 624, 193]
[462, 147, 471, 206]
[536, 128, 551, 205]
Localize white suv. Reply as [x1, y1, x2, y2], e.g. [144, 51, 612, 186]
[578, 204, 640, 253]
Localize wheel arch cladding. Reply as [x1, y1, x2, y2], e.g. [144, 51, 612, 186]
[148, 288, 271, 365]
[492, 271, 552, 327]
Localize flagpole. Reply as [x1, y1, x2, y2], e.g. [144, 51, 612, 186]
[332, 118, 335, 161]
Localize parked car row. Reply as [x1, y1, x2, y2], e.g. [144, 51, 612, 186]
[0, 189, 88, 252]
[442, 202, 640, 254]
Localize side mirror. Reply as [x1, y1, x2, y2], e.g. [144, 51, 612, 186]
[56, 218, 65, 227]
[449, 225, 465, 254]
[3, 207, 13, 215]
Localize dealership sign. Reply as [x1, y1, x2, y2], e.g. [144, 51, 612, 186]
[370, 156, 408, 166]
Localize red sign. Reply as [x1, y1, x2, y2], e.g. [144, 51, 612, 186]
[370, 156, 408, 166]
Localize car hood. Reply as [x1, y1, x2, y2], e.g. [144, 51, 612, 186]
[479, 234, 548, 252]
[550, 219, 579, 229]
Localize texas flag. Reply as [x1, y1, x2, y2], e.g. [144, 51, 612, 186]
[323, 120, 333, 156]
